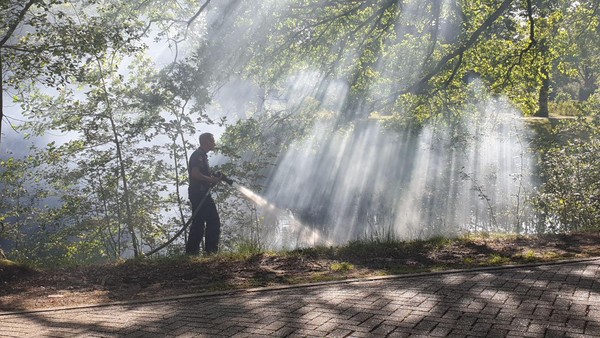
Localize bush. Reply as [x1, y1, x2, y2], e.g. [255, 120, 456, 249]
[534, 118, 600, 231]
[549, 99, 583, 117]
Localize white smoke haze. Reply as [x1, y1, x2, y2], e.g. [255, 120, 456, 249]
[217, 0, 536, 250]
[244, 91, 535, 250]
[1, 0, 543, 256]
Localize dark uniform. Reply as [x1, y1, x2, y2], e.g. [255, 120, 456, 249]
[186, 147, 221, 254]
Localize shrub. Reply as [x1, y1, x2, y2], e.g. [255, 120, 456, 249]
[534, 118, 600, 232]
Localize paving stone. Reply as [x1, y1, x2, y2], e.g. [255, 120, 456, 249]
[1, 259, 600, 337]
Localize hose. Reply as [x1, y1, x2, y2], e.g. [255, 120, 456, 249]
[143, 188, 211, 256]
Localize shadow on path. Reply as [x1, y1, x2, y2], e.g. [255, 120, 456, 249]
[2, 258, 600, 337]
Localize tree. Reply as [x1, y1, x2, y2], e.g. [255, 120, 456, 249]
[0, 0, 152, 146]
[6, 0, 222, 259]
[226, 0, 600, 121]
[5, 0, 600, 261]
[534, 118, 600, 231]
[551, 1, 600, 110]
[1, 0, 38, 146]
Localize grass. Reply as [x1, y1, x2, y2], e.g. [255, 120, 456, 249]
[486, 254, 511, 265]
[3, 232, 599, 297]
[521, 250, 538, 262]
[2, 232, 600, 311]
[330, 262, 355, 272]
[1, 233, 585, 270]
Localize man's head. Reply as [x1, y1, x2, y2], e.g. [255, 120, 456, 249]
[199, 132, 215, 152]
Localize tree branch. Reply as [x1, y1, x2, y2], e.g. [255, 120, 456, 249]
[187, 0, 212, 28]
[0, 0, 39, 48]
[1, 0, 39, 146]
[501, 0, 536, 86]
[576, 0, 600, 39]
[389, 0, 513, 100]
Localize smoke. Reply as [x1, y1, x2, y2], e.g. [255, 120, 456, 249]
[253, 96, 535, 248]
[210, 0, 538, 249]
[1, 0, 539, 255]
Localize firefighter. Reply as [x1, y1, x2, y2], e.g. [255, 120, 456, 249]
[186, 132, 222, 255]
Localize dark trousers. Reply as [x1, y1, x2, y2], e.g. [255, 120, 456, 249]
[186, 192, 221, 255]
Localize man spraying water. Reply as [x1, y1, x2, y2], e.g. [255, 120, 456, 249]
[142, 132, 232, 257]
[186, 132, 225, 255]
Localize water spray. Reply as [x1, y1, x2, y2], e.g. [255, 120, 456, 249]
[234, 183, 333, 248]
[236, 185, 277, 210]
[144, 167, 334, 255]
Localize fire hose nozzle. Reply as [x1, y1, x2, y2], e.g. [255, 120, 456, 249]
[215, 172, 234, 185]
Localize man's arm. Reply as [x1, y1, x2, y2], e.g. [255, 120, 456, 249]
[190, 167, 220, 185]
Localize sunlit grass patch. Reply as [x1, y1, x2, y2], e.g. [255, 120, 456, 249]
[542, 251, 562, 259]
[0, 259, 21, 268]
[0, 259, 36, 272]
[519, 250, 538, 262]
[487, 254, 511, 265]
[463, 257, 476, 266]
[330, 262, 354, 272]
[462, 232, 523, 242]
[514, 249, 565, 263]
[233, 240, 265, 255]
[305, 273, 345, 283]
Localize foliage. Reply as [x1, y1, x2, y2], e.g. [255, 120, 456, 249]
[534, 117, 600, 231]
[2, 0, 144, 88]
[236, 0, 600, 121]
[2, 0, 600, 265]
[2, 0, 217, 261]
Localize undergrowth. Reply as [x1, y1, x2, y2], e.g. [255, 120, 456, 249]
[2, 232, 595, 273]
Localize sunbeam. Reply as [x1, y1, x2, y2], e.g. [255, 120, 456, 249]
[259, 96, 534, 247]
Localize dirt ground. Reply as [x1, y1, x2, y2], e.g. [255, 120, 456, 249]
[2, 233, 600, 312]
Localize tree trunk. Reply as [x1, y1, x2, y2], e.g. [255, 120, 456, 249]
[578, 68, 598, 101]
[172, 141, 187, 241]
[94, 55, 140, 257]
[535, 40, 550, 118]
[109, 113, 140, 256]
[176, 106, 191, 242]
[1, 51, 3, 147]
[0, 0, 39, 147]
[536, 66, 550, 118]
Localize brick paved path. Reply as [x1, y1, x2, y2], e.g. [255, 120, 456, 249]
[2, 259, 600, 337]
